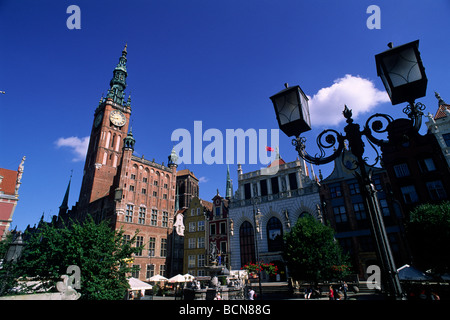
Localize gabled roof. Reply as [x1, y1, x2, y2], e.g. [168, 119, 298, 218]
[268, 158, 286, 168]
[434, 103, 450, 120]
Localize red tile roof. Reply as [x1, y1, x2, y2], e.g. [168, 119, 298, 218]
[435, 104, 450, 120]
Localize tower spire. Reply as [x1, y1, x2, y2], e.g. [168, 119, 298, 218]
[106, 44, 128, 105]
[59, 171, 72, 215]
[225, 165, 233, 199]
[123, 127, 136, 151]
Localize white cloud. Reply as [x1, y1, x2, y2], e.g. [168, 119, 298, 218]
[55, 136, 90, 162]
[308, 74, 389, 127]
[198, 176, 209, 183]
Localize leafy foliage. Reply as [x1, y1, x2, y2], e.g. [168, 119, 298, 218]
[406, 202, 450, 274]
[283, 215, 351, 282]
[16, 216, 142, 299]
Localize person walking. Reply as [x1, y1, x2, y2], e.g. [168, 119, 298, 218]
[342, 281, 348, 300]
[328, 285, 334, 300]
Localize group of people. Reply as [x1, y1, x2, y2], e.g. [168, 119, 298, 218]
[328, 282, 349, 300]
[302, 282, 349, 300]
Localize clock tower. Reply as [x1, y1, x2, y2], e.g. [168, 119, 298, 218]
[78, 45, 132, 208]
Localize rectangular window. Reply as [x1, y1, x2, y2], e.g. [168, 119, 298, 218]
[191, 209, 195, 216]
[379, 199, 390, 216]
[138, 207, 146, 224]
[330, 184, 342, 198]
[198, 237, 205, 249]
[220, 241, 227, 254]
[135, 236, 144, 256]
[143, 177, 148, 183]
[244, 183, 251, 199]
[188, 255, 196, 268]
[271, 177, 279, 194]
[141, 188, 146, 195]
[443, 133, 450, 147]
[129, 185, 135, 192]
[400, 185, 419, 204]
[132, 265, 140, 278]
[198, 220, 205, 231]
[260, 179, 268, 196]
[148, 237, 156, 257]
[353, 202, 366, 220]
[151, 209, 158, 226]
[198, 254, 205, 268]
[289, 172, 298, 190]
[126, 205, 133, 223]
[210, 224, 216, 235]
[146, 264, 154, 278]
[220, 222, 226, 234]
[348, 181, 360, 195]
[188, 238, 196, 249]
[162, 211, 168, 227]
[123, 234, 131, 245]
[394, 163, 410, 178]
[163, 194, 168, 200]
[372, 175, 383, 191]
[160, 238, 167, 257]
[426, 180, 447, 200]
[215, 207, 221, 216]
[159, 265, 166, 277]
[333, 205, 347, 223]
[153, 191, 157, 197]
[130, 174, 136, 180]
[418, 158, 436, 173]
[189, 222, 196, 232]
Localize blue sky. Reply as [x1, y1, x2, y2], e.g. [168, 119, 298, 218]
[1, 0, 449, 231]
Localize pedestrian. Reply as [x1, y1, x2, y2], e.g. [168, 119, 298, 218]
[342, 281, 348, 300]
[304, 286, 312, 299]
[328, 285, 334, 300]
[214, 292, 222, 300]
[248, 288, 255, 300]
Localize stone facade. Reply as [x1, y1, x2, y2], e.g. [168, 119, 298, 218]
[228, 156, 321, 281]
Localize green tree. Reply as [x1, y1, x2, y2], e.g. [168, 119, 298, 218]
[283, 215, 351, 283]
[16, 216, 142, 299]
[406, 201, 450, 274]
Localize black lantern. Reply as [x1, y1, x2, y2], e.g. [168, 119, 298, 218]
[375, 40, 427, 105]
[5, 233, 24, 263]
[270, 83, 311, 137]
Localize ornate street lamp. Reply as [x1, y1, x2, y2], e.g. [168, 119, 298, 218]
[271, 40, 428, 300]
[270, 84, 311, 137]
[4, 233, 24, 263]
[252, 197, 263, 299]
[375, 40, 427, 106]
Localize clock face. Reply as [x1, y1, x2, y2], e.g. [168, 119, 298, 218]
[110, 110, 126, 127]
[94, 112, 103, 128]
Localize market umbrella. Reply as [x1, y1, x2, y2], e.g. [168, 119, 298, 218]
[168, 274, 187, 283]
[128, 277, 153, 291]
[149, 274, 168, 282]
[183, 273, 195, 281]
[397, 264, 433, 281]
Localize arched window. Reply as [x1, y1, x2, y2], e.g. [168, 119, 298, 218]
[267, 217, 283, 252]
[240, 221, 255, 267]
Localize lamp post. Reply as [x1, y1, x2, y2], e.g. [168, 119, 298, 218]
[252, 196, 263, 299]
[270, 40, 428, 300]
